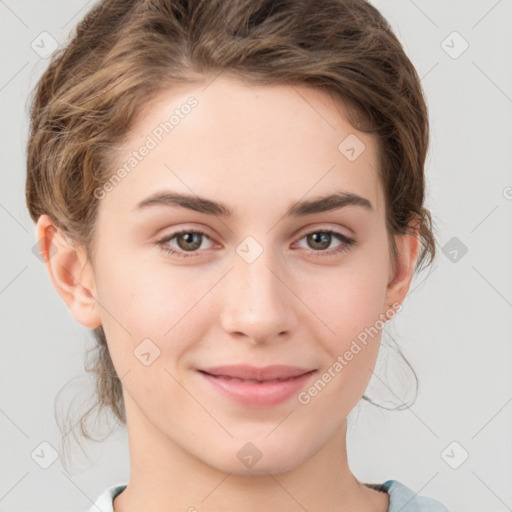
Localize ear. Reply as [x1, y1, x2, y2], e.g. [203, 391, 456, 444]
[384, 219, 421, 313]
[35, 214, 102, 329]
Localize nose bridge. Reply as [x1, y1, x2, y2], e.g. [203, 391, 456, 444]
[219, 240, 294, 342]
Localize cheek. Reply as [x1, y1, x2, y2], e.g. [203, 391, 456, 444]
[93, 254, 216, 367]
[305, 253, 388, 342]
[304, 277, 387, 412]
[299, 247, 389, 400]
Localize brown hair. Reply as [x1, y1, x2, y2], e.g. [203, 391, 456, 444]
[26, 0, 436, 468]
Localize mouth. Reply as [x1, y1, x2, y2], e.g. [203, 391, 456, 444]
[198, 372, 308, 383]
[198, 364, 316, 381]
[196, 365, 317, 407]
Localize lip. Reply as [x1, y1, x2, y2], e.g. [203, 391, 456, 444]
[197, 365, 317, 407]
[199, 364, 314, 381]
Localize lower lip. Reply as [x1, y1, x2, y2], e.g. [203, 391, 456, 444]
[198, 370, 316, 407]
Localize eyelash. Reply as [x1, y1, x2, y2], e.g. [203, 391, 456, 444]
[156, 228, 356, 259]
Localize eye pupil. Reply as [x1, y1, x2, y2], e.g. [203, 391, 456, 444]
[308, 232, 330, 250]
[178, 232, 202, 251]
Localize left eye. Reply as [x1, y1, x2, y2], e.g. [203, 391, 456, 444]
[294, 230, 355, 257]
[156, 229, 356, 259]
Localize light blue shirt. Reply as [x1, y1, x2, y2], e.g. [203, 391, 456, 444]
[87, 479, 450, 511]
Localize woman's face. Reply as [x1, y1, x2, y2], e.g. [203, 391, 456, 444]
[55, 75, 416, 475]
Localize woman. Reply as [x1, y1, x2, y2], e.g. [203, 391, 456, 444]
[26, 0, 449, 510]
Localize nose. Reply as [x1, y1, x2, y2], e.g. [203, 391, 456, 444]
[219, 246, 297, 344]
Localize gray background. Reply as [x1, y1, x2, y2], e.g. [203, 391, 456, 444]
[1, 1, 511, 511]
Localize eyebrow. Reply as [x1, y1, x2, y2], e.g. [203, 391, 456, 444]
[133, 190, 374, 217]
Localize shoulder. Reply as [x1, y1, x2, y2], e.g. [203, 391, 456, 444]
[87, 483, 127, 512]
[89, 480, 450, 512]
[365, 479, 451, 512]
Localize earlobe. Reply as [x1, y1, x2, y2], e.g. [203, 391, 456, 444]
[35, 214, 102, 329]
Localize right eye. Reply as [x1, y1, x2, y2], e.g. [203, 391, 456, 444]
[156, 230, 215, 258]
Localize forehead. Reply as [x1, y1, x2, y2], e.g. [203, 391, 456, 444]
[100, 75, 384, 222]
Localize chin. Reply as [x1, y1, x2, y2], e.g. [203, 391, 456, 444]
[202, 444, 307, 477]
[217, 460, 302, 477]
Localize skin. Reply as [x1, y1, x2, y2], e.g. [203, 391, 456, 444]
[37, 74, 419, 512]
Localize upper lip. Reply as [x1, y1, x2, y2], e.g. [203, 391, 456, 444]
[198, 365, 315, 381]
